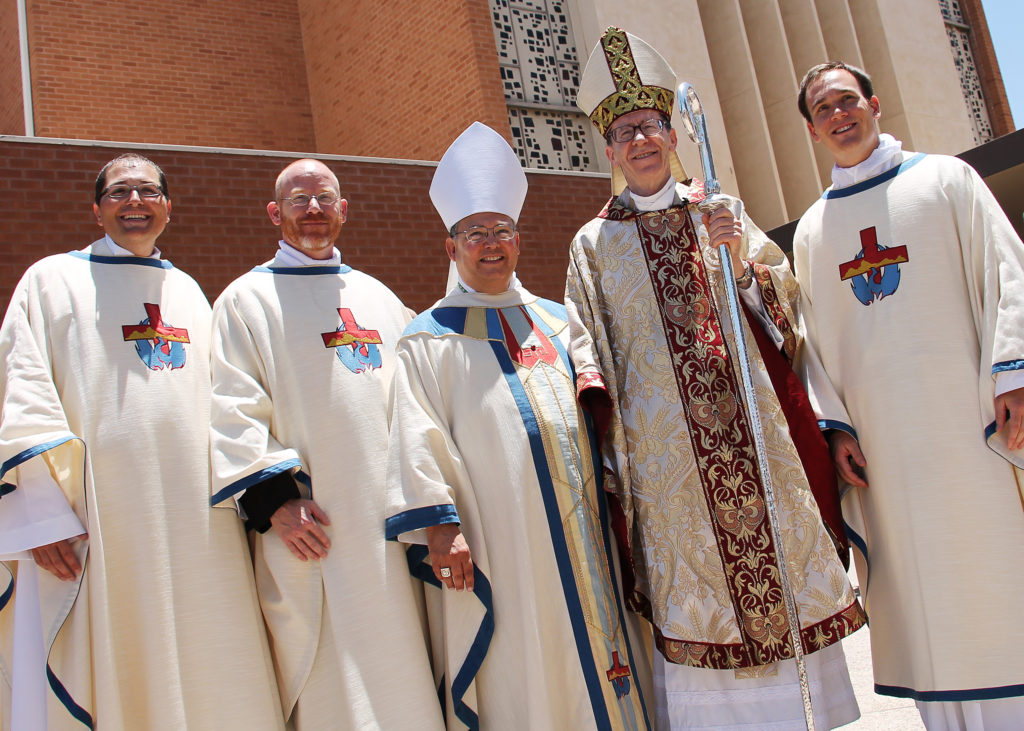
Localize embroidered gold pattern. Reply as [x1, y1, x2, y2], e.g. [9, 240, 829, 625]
[755, 265, 798, 361]
[589, 28, 674, 136]
[595, 197, 866, 668]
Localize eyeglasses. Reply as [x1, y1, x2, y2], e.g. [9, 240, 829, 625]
[282, 193, 341, 208]
[102, 184, 164, 201]
[606, 118, 668, 144]
[453, 224, 517, 244]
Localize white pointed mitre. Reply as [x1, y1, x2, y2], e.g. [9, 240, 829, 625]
[430, 122, 528, 231]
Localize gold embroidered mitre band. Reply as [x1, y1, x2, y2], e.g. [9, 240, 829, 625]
[577, 27, 676, 136]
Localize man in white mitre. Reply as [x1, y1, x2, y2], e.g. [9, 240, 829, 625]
[566, 27, 866, 729]
[209, 158, 443, 730]
[0, 153, 282, 730]
[794, 61, 1024, 730]
[386, 122, 653, 730]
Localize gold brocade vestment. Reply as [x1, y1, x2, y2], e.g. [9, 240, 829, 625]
[565, 181, 864, 670]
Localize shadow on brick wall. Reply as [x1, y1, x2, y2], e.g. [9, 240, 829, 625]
[0, 139, 611, 316]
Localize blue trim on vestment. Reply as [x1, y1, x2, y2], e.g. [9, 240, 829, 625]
[449, 569, 493, 730]
[0, 483, 14, 497]
[818, 419, 858, 440]
[405, 543, 494, 730]
[993, 359, 1024, 374]
[405, 544, 442, 588]
[584, 389, 654, 730]
[0, 437, 77, 481]
[0, 567, 12, 612]
[67, 250, 171, 269]
[249, 264, 352, 275]
[875, 681, 1024, 702]
[985, 420, 999, 441]
[47, 664, 94, 728]
[533, 298, 567, 321]
[822, 153, 927, 199]
[486, 304, 615, 730]
[405, 307, 468, 338]
[209, 459, 302, 506]
[385, 504, 460, 540]
[844, 519, 870, 600]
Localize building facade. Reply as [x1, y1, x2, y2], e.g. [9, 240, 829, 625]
[0, 0, 1016, 312]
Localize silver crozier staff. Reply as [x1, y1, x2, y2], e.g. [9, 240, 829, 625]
[677, 82, 817, 731]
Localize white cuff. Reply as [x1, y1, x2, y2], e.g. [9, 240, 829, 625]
[0, 456, 85, 555]
[995, 369, 1024, 398]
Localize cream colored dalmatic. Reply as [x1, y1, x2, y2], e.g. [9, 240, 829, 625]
[209, 259, 443, 730]
[385, 286, 655, 730]
[794, 151, 1024, 704]
[0, 241, 282, 730]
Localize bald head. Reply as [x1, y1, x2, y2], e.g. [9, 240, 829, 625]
[275, 159, 340, 200]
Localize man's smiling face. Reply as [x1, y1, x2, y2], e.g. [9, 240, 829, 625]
[604, 109, 679, 197]
[445, 211, 520, 294]
[93, 160, 171, 256]
[805, 68, 882, 168]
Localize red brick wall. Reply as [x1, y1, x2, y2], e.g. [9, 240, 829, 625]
[298, 0, 512, 160]
[26, 0, 315, 151]
[0, 139, 611, 317]
[0, 0, 24, 135]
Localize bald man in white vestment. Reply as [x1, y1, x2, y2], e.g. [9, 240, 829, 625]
[209, 159, 443, 730]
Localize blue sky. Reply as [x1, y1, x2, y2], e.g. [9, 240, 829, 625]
[981, 0, 1022, 129]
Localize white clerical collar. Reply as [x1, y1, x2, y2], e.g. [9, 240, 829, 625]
[456, 273, 522, 294]
[274, 240, 341, 267]
[831, 133, 903, 189]
[630, 176, 676, 212]
[103, 234, 161, 259]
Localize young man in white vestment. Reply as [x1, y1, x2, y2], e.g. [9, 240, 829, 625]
[793, 61, 1024, 730]
[565, 28, 866, 730]
[0, 154, 284, 730]
[209, 159, 443, 730]
[385, 122, 654, 730]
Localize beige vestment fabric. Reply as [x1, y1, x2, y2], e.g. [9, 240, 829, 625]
[794, 152, 1024, 703]
[0, 242, 282, 730]
[210, 260, 443, 730]
[386, 287, 654, 730]
[566, 183, 864, 727]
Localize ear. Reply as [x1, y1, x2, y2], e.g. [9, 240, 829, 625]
[267, 201, 282, 226]
[869, 95, 881, 119]
[338, 198, 349, 223]
[604, 145, 618, 167]
[165, 199, 172, 222]
[445, 237, 456, 262]
[807, 120, 821, 144]
[513, 231, 521, 253]
[667, 127, 678, 150]
[93, 203, 103, 227]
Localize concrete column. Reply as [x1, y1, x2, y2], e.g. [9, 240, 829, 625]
[698, 0, 787, 227]
[740, 0, 823, 220]
[848, 0, 975, 155]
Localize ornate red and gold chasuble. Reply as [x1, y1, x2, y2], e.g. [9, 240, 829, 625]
[600, 197, 864, 669]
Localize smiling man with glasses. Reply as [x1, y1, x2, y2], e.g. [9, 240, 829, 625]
[209, 158, 442, 730]
[565, 28, 866, 729]
[385, 122, 652, 729]
[0, 153, 282, 729]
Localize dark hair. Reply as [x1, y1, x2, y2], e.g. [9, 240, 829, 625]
[94, 153, 169, 204]
[604, 110, 672, 145]
[797, 62, 874, 122]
